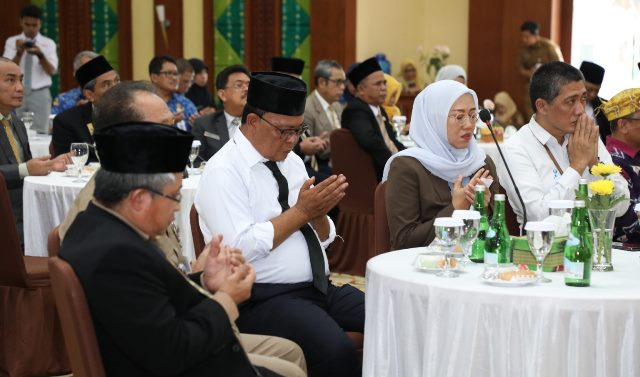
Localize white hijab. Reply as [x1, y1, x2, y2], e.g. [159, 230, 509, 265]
[382, 80, 486, 183]
[435, 64, 467, 83]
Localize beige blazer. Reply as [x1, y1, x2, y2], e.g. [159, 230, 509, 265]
[304, 91, 343, 160]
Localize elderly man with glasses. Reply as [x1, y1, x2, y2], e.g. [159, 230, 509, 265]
[195, 72, 365, 377]
[191, 64, 250, 163]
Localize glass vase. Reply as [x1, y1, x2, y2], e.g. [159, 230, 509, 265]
[588, 208, 616, 271]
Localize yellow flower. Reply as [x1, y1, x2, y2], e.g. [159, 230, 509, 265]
[590, 163, 622, 177]
[589, 179, 615, 196]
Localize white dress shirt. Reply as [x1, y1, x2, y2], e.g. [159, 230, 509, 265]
[498, 116, 629, 225]
[3, 32, 58, 90]
[194, 129, 335, 284]
[223, 111, 240, 139]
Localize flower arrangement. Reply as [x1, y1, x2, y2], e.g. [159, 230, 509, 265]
[419, 45, 450, 81]
[576, 163, 625, 209]
[575, 163, 625, 271]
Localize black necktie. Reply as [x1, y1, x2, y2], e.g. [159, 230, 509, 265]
[264, 161, 328, 294]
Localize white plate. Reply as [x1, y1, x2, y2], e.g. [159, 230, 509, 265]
[481, 276, 537, 287]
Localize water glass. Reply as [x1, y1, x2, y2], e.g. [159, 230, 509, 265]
[452, 210, 480, 264]
[434, 217, 464, 278]
[70, 142, 89, 183]
[21, 111, 35, 134]
[547, 199, 574, 217]
[524, 221, 555, 283]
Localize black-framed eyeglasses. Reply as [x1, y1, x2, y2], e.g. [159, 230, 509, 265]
[225, 81, 250, 90]
[158, 71, 179, 77]
[260, 116, 309, 139]
[144, 187, 182, 203]
[327, 78, 347, 86]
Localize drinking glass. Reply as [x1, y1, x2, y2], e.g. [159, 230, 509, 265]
[392, 115, 406, 139]
[434, 217, 464, 278]
[524, 221, 555, 283]
[452, 210, 480, 264]
[70, 142, 89, 183]
[21, 111, 35, 135]
[189, 141, 201, 173]
[547, 199, 574, 217]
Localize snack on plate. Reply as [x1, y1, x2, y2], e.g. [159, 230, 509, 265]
[479, 127, 493, 143]
[437, 258, 457, 269]
[497, 270, 536, 281]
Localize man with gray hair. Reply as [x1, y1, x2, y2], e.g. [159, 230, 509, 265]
[499, 61, 628, 227]
[51, 50, 98, 114]
[301, 59, 346, 176]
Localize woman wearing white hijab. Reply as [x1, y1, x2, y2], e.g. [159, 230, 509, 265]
[383, 80, 500, 249]
[435, 64, 467, 85]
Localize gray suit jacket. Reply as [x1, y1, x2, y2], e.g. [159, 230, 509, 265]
[304, 91, 343, 160]
[191, 111, 229, 164]
[0, 115, 32, 240]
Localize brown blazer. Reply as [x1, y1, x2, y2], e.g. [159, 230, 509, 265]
[385, 155, 500, 250]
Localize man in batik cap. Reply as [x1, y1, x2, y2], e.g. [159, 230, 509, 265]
[602, 88, 640, 242]
[579, 61, 609, 141]
[196, 71, 364, 377]
[59, 122, 288, 377]
[342, 56, 405, 181]
[51, 55, 119, 160]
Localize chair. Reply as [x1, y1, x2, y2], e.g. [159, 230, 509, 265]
[190, 204, 206, 259]
[0, 173, 70, 376]
[49, 257, 106, 377]
[48, 224, 61, 257]
[329, 129, 378, 276]
[374, 182, 390, 253]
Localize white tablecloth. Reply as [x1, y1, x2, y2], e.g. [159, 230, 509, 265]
[27, 133, 51, 157]
[23, 172, 200, 261]
[364, 248, 640, 377]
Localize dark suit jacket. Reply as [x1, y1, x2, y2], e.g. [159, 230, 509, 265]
[341, 97, 405, 181]
[51, 102, 98, 161]
[191, 111, 229, 165]
[0, 115, 32, 239]
[593, 97, 611, 142]
[60, 203, 260, 377]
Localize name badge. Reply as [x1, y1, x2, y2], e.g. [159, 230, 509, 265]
[204, 131, 220, 140]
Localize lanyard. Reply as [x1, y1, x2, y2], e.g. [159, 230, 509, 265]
[542, 144, 564, 175]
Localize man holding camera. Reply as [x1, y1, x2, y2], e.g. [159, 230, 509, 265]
[3, 4, 58, 134]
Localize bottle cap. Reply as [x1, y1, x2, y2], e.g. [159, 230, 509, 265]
[524, 221, 556, 232]
[547, 199, 574, 209]
[474, 184, 486, 192]
[494, 194, 505, 201]
[434, 217, 465, 227]
[452, 210, 481, 220]
[579, 178, 588, 185]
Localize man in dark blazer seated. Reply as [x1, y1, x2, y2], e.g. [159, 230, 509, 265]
[51, 55, 119, 161]
[579, 61, 609, 142]
[191, 64, 250, 164]
[60, 122, 282, 377]
[341, 57, 405, 181]
[0, 57, 68, 242]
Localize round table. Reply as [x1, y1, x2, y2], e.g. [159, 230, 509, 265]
[23, 172, 200, 261]
[364, 248, 640, 377]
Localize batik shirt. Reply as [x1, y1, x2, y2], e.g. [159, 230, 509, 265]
[606, 136, 640, 242]
[51, 87, 84, 115]
[167, 93, 198, 131]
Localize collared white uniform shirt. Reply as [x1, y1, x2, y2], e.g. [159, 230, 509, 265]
[194, 129, 335, 284]
[3, 32, 58, 90]
[498, 116, 629, 225]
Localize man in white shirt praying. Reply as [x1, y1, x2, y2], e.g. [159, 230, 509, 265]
[195, 71, 364, 377]
[498, 61, 629, 227]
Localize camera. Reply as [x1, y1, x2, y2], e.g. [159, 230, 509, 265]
[23, 40, 35, 49]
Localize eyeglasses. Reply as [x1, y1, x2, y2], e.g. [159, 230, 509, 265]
[624, 117, 640, 122]
[226, 81, 250, 90]
[327, 78, 347, 86]
[158, 71, 179, 78]
[144, 187, 182, 203]
[260, 116, 309, 139]
[448, 113, 479, 125]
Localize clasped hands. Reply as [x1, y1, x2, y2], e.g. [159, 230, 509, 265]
[568, 113, 599, 174]
[452, 168, 492, 210]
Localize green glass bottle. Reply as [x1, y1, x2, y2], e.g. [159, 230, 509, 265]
[470, 184, 488, 263]
[485, 194, 512, 265]
[564, 200, 592, 287]
[577, 178, 592, 233]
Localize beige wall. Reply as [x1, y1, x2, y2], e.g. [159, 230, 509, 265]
[131, 0, 155, 80]
[183, 0, 204, 59]
[356, 0, 469, 82]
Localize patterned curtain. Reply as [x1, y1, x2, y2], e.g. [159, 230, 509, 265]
[281, 0, 310, 85]
[91, 0, 118, 72]
[33, 0, 60, 97]
[214, 0, 245, 78]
